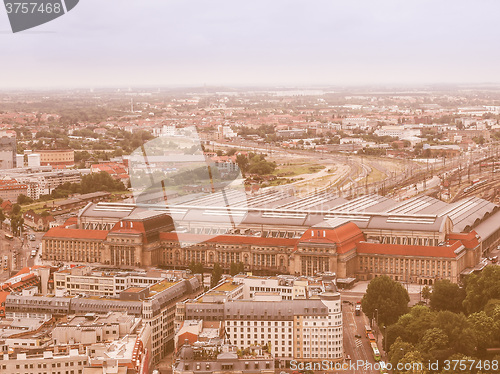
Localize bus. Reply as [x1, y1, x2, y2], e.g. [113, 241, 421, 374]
[4, 233, 13, 240]
[365, 325, 372, 338]
[367, 333, 376, 343]
[355, 304, 361, 316]
[371, 342, 381, 361]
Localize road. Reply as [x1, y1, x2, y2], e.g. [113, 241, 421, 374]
[0, 227, 44, 282]
[342, 301, 384, 374]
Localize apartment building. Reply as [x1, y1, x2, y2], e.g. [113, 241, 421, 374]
[225, 296, 342, 361]
[0, 350, 89, 374]
[52, 312, 139, 346]
[5, 271, 202, 365]
[37, 149, 75, 167]
[0, 180, 28, 202]
[142, 276, 202, 363]
[7, 169, 83, 197]
[0, 315, 151, 374]
[53, 266, 165, 297]
[178, 274, 342, 364]
[174, 344, 275, 374]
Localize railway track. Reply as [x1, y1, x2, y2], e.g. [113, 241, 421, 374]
[451, 178, 500, 203]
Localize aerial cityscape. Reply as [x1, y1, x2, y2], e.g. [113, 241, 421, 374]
[2, 1, 500, 374]
[0, 87, 499, 374]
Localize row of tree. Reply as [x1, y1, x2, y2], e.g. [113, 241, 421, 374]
[40, 172, 126, 200]
[362, 267, 500, 373]
[188, 262, 245, 289]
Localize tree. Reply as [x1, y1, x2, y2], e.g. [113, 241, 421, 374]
[421, 285, 431, 304]
[433, 311, 476, 356]
[429, 279, 465, 313]
[463, 266, 500, 314]
[230, 262, 238, 276]
[12, 203, 21, 216]
[11, 214, 24, 236]
[417, 328, 449, 361]
[388, 337, 415, 373]
[211, 263, 223, 288]
[236, 154, 249, 175]
[17, 194, 34, 205]
[361, 275, 410, 326]
[399, 351, 429, 374]
[387, 306, 435, 347]
[468, 311, 496, 351]
[189, 262, 204, 274]
[230, 262, 245, 276]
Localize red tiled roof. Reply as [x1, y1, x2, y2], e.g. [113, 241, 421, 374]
[14, 265, 47, 277]
[43, 227, 108, 240]
[446, 231, 480, 249]
[299, 222, 365, 254]
[357, 241, 462, 258]
[62, 217, 78, 227]
[160, 232, 298, 246]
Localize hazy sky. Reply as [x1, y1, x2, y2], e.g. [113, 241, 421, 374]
[0, 0, 499, 89]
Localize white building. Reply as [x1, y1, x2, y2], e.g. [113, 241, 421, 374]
[0, 349, 88, 374]
[28, 153, 41, 168]
[180, 274, 343, 364]
[374, 125, 421, 139]
[53, 266, 166, 298]
[225, 293, 342, 361]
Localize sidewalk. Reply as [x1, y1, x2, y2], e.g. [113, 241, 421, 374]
[343, 280, 423, 294]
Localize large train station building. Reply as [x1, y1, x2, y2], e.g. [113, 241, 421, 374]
[42, 191, 500, 285]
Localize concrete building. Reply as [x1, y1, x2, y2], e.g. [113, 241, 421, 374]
[0, 349, 89, 374]
[44, 210, 174, 267]
[2, 168, 83, 197]
[52, 312, 140, 345]
[5, 270, 202, 365]
[53, 266, 166, 298]
[173, 344, 275, 374]
[0, 314, 152, 374]
[374, 125, 421, 139]
[0, 180, 28, 202]
[176, 274, 342, 365]
[27, 153, 41, 168]
[0, 136, 16, 169]
[35, 149, 75, 167]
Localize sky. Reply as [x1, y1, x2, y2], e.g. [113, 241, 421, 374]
[0, 0, 500, 89]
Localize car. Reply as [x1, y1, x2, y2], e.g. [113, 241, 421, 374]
[355, 334, 361, 338]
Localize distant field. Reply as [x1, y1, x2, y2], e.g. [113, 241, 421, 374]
[365, 166, 386, 184]
[273, 160, 325, 177]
